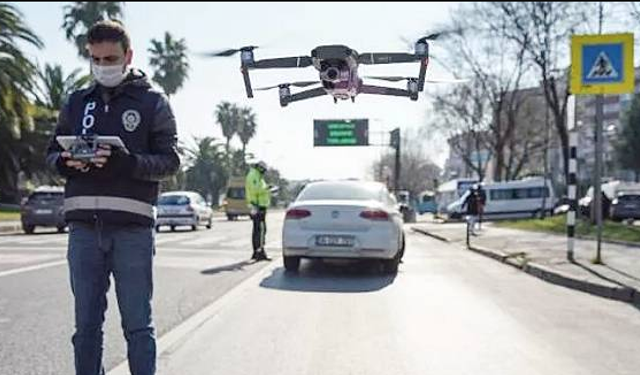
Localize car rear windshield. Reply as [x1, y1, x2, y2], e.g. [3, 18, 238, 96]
[297, 183, 383, 201]
[28, 192, 63, 204]
[158, 195, 191, 205]
[227, 187, 245, 200]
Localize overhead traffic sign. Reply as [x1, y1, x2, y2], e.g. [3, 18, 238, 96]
[571, 33, 634, 95]
[313, 119, 369, 147]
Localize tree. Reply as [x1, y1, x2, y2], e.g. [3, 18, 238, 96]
[62, 2, 124, 59]
[214, 101, 240, 166]
[616, 93, 640, 182]
[437, 5, 532, 182]
[35, 63, 91, 110]
[148, 32, 189, 98]
[237, 106, 257, 164]
[479, 2, 584, 184]
[432, 79, 493, 181]
[0, 3, 43, 202]
[184, 137, 227, 203]
[371, 128, 441, 197]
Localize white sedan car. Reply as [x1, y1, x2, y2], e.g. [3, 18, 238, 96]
[282, 180, 405, 273]
[156, 191, 213, 232]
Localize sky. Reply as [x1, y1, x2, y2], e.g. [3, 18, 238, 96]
[12, 2, 459, 181]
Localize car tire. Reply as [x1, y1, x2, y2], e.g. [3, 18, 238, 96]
[155, 226, 161, 233]
[192, 224, 198, 231]
[382, 258, 399, 274]
[284, 256, 300, 272]
[57, 226, 66, 233]
[227, 215, 234, 221]
[206, 218, 212, 229]
[170, 226, 176, 232]
[23, 225, 35, 235]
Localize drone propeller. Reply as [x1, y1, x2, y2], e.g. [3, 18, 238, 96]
[417, 33, 441, 43]
[365, 75, 468, 84]
[197, 45, 259, 57]
[255, 81, 321, 91]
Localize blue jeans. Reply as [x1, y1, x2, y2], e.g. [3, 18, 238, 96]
[67, 221, 156, 375]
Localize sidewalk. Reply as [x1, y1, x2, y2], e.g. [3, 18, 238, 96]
[412, 220, 640, 306]
[0, 221, 22, 234]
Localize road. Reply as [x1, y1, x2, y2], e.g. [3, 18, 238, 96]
[0, 214, 281, 375]
[1, 213, 640, 375]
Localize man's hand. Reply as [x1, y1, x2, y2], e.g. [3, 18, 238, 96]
[90, 144, 112, 168]
[61, 151, 89, 170]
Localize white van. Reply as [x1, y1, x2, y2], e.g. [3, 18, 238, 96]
[447, 177, 556, 220]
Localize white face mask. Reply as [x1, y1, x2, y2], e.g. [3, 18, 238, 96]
[91, 63, 126, 87]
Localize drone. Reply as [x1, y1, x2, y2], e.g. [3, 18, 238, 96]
[201, 34, 465, 107]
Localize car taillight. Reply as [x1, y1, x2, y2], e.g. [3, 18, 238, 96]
[360, 209, 389, 221]
[286, 209, 311, 220]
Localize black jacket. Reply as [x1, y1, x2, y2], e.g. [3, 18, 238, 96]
[46, 69, 180, 227]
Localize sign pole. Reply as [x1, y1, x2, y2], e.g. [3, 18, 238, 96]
[594, 93, 604, 263]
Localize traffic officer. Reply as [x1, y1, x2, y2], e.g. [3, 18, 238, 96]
[245, 160, 271, 261]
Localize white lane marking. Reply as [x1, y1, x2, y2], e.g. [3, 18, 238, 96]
[0, 259, 67, 278]
[106, 256, 281, 375]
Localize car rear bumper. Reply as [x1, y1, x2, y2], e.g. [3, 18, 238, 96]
[156, 216, 197, 227]
[22, 215, 65, 227]
[283, 245, 397, 260]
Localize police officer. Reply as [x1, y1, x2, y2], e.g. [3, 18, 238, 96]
[245, 160, 271, 261]
[46, 20, 180, 375]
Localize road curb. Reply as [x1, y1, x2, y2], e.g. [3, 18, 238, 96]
[0, 223, 21, 234]
[413, 227, 640, 307]
[410, 227, 450, 243]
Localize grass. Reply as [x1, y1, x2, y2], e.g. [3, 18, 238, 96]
[0, 208, 20, 222]
[495, 215, 640, 244]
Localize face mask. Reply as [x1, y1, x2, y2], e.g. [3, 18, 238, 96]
[91, 63, 126, 87]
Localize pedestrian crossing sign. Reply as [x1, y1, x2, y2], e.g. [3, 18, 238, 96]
[571, 33, 634, 95]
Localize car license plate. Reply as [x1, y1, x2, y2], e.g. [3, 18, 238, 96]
[316, 235, 354, 247]
[35, 209, 53, 215]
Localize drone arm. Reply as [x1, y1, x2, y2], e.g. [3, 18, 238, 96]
[251, 56, 313, 69]
[358, 53, 419, 65]
[241, 66, 253, 98]
[417, 57, 429, 92]
[359, 84, 414, 98]
[281, 87, 327, 106]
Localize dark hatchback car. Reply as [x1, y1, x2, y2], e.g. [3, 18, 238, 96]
[610, 193, 640, 222]
[20, 186, 66, 234]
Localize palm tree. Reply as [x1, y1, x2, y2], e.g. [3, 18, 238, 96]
[0, 3, 43, 203]
[184, 137, 227, 203]
[214, 101, 240, 166]
[35, 63, 91, 110]
[62, 2, 124, 59]
[237, 106, 257, 166]
[148, 32, 189, 98]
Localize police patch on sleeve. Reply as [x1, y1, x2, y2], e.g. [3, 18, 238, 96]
[122, 109, 141, 132]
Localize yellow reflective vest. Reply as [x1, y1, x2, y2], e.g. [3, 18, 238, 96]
[245, 167, 271, 208]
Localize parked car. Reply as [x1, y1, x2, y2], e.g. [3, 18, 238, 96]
[282, 180, 405, 274]
[20, 186, 66, 234]
[610, 193, 640, 222]
[156, 191, 213, 232]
